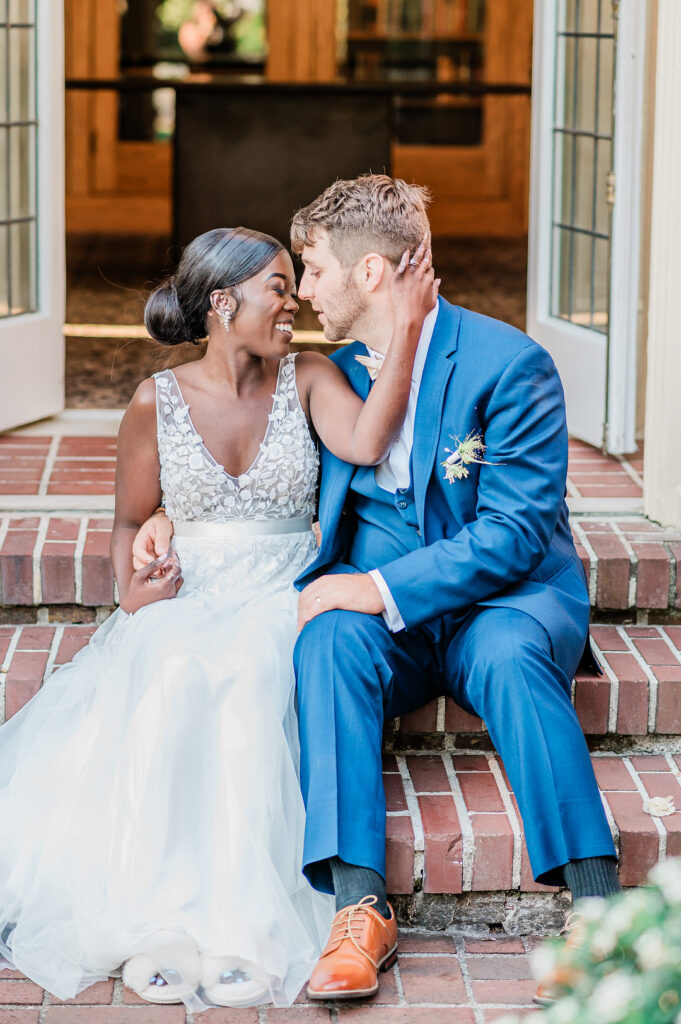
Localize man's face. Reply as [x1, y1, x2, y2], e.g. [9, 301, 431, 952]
[298, 230, 367, 342]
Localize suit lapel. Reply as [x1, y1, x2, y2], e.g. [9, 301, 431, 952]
[412, 299, 461, 526]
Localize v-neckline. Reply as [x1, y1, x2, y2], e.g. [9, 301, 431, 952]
[168, 360, 284, 481]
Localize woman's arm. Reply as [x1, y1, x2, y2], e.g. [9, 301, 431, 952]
[301, 243, 439, 466]
[111, 380, 182, 613]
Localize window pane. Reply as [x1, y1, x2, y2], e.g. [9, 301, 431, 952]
[592, 237, 609, 333]
[594, 136, 612, 236]
[0, 225, 8, 317]
[9, 26, 35, 122]
[0, 127, 7, 219]
[596, 34, 615, 136]
[600, 0, 615, 35]
[0, 29, 8, 121]
[9, 124, 35, 217]
[8, 0, 33, 22]
[570, 230, 594, 323]
[9, 217, 35, 314]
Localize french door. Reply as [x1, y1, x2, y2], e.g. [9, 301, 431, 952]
[0, 0, 64, 432]
[527, 0, 647, 453]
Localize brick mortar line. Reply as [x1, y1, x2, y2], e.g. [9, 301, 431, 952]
[0, 627, 22, 727]
[617, 454, 644, 490]
[37, 437, 60, 498]
[38, 986, 50, 1024]
[609, 522, 638, 608]
[589, 635, 620, 733]
[392, 960, 407, 1007]
[436, 695, 446, 733]
[487, 755, 522, 890]
[657, 627, 681, 663]
[599, 790, 621, 857]
[665, 542, 678, 612]
[0, 517, 9, 557]
[31, 516, 49, 606]
[73, 517, 89, 606]
[442, 753, 475, 891]
[396, 755, 425, 887]
[453, 935, 484, 1024]
[623, 756, 667, 862]
[616, 626, 659, 734]
[42, 625, 66, 688]
[664, 752, 681, 781]
[571, 521, 597, 605]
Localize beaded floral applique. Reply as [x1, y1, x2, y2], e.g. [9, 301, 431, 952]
[154, 355, 319, 523]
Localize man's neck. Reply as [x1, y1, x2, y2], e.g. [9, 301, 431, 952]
[354, 305, 395, 355]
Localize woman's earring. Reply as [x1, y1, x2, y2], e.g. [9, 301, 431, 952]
[216, 308, 232, 332]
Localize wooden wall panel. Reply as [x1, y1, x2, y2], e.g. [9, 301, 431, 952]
[267, 0, 337, 81]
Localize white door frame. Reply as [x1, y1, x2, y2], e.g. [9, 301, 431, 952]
[0, 0, 65, 432]
[527, 0, 646, 454]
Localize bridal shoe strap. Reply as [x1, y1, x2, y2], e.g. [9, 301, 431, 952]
[172, 516, 313, 538]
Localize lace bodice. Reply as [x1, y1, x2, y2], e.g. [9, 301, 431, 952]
[155, 355, 319, 522]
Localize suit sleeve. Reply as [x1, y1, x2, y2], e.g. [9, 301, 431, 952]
[378, 343, 569, 630]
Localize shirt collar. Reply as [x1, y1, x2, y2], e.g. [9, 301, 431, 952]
[365, 302, 439, 386]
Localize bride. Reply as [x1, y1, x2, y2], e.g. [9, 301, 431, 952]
[0, 226, 436, 1011]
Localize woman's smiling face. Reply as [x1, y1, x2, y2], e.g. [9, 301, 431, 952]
[228, 250, 299, 355]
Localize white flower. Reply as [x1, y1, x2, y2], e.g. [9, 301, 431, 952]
[576, 896, 608, 922]
[590, 927, 619, 958]
[644, 796, 676, 817]
[588, 972, 636, 1022]
[634, 929, 668, 970]
[650, 858, 681, 904]
[530, 944, 557, 980]
[550, 996, 582, 1023]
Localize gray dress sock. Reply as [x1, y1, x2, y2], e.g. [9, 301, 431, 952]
[563, 856, 622, 901]
[328, 857, 390, 919]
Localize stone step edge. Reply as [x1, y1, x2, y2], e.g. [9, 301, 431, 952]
[5, 621, 681, 741]
[389, 623, 681, 740]
[1, 513, 681, 615]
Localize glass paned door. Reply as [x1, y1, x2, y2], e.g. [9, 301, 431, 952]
[0, 0, 64, 432]
[527, 0, 646, 454]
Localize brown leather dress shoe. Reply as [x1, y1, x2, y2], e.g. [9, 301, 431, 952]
[307, 895, 398, 1000]
[534, 911, 587, 1006]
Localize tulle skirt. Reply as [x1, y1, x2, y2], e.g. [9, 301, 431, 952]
[0, 523, 334, 1009]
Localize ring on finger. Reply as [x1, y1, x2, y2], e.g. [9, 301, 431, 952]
[408, 259, 420, 267]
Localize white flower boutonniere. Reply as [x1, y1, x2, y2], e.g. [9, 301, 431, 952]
[441, 432, 492, 483]
[354, 352, 384, 381]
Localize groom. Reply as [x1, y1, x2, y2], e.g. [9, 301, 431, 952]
[287, 175, 619, 1002]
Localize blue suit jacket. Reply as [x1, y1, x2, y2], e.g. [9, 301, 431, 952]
[296, 297, 590, 677]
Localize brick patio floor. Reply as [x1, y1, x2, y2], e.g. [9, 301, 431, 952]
[0, 933, 544, 1022]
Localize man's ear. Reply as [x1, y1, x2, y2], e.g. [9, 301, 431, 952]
[357, 252, 387, 294]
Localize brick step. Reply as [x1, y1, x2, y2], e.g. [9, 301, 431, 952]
[1, 512, 681, 619]
[1, 624, 679, 926]
[2, 618, 681, 741]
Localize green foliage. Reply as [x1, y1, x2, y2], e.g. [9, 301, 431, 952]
[499, 859, 681, 1024]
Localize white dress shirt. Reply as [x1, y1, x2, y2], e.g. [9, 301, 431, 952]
[365, 303, 439, 632]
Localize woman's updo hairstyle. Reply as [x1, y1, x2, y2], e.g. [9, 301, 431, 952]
[145, 227, 285, 346]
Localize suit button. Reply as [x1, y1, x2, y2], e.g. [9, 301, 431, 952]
[397, 500, 408, 509]
[416, 528, 422, 536]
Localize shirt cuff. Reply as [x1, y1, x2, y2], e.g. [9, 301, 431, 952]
[368, 569, 406, 633]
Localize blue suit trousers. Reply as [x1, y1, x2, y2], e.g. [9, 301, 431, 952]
[294, 605, 615, 893]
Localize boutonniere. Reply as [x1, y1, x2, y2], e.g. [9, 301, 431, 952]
[441, 432, 493, 483]
[354, 352, 384, 381]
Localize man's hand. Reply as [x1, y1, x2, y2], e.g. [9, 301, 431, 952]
[297, 573, 385, 631]
[132, 510, 174, 570]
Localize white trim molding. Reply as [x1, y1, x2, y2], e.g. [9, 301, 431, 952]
[643, 0, 681, 527]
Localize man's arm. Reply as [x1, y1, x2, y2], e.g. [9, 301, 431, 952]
[298, 343, 568, 630]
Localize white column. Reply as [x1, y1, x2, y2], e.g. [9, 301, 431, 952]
[643, 0, 681, 527]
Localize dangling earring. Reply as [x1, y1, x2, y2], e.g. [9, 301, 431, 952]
[216, 308, 232, 332]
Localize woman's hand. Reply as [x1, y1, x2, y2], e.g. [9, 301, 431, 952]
[119, 551, 183, 614]
[132, 510, 175, 571]
[390, 235, 440, 330]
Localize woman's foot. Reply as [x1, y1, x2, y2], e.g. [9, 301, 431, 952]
[200, 954, 269, 1007]
[123, 953, 198, 1004]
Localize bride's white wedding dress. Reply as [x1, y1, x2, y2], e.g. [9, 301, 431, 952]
[0, 354, 334, 1009]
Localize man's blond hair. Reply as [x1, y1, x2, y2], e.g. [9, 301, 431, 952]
[291, 174, 431, 269]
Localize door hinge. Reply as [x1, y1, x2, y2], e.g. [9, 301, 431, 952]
[606, 170, 616, 209]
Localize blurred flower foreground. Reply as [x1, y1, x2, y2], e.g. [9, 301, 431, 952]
[498, 857, 681, 1024]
